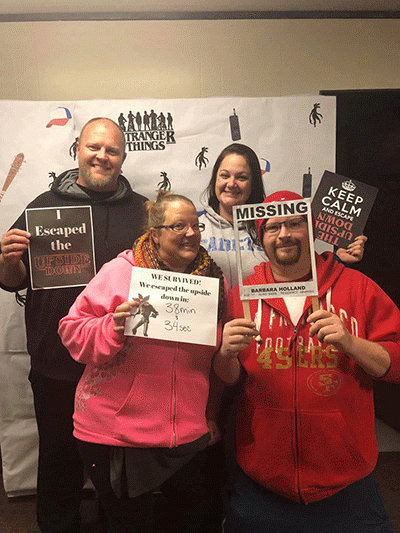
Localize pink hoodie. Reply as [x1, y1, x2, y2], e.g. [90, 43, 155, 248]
[58, 250, 223, 448]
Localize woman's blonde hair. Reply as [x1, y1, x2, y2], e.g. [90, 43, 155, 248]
[144, 190, 196, 231]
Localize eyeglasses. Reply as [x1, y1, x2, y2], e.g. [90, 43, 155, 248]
[263, 218, 307, 235]
[154, 222, 205, 233]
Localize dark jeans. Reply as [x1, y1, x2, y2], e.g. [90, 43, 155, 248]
[29, 370, 84, 533]
[79, 440, 225, 533]
[224, 466, 394, 533]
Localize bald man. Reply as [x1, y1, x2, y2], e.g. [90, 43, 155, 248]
[0, 118, 148, 533]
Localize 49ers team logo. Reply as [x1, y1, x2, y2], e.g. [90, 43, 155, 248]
[307, 370, 343, 396]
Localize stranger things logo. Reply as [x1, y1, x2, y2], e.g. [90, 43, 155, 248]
[116, 110, 176, 151]
[25, 206, 96, 290]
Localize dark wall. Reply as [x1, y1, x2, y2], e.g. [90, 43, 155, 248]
[336, 91, 400, 307]
[331, 90, 400, 431]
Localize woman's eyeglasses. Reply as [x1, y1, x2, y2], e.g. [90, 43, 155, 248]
[154, 222, 205, 234]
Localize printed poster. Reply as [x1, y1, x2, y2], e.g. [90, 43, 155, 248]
[312, 171, 378, 249]
[25, 206, 96, 289]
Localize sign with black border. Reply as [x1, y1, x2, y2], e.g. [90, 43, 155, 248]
[312, 171, 378, 249]
[25, 206, 96, 290]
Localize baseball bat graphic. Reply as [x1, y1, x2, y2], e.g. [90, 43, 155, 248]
[0, 153, 24, 202]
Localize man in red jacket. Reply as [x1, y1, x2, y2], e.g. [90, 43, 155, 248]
[214, 191, 400, 533]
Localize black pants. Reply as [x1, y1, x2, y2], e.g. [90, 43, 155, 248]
[78, 440, 224, 533]
[29, 370, 84, 533]
[225, 466, 394, 533]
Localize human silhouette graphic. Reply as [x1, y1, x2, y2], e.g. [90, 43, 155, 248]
[136, 112, 142, 130]
[143, 111, 150, 130]
[167, 113, 173, 130]
[149, 110, 157, 130]
[127, 111, 135, 131]
[158, 112, 166, 130]
[118, 113, 127, 132]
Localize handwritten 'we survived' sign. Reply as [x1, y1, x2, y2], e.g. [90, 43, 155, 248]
[124, 267, 220, 346]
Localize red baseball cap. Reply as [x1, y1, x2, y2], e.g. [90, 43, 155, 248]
[255, 190, 304, 241]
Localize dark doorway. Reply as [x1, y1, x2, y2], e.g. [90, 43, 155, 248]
[321, 89, 400, 431]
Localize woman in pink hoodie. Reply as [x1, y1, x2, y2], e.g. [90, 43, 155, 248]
[58, 191, 226, 533]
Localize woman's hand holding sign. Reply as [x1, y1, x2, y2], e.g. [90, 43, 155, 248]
[113, 301, 139, 334]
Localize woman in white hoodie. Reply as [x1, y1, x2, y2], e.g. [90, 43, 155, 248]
[198, 143, 366, 288]
[198, 144, 267, 288]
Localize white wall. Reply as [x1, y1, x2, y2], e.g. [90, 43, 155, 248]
[0, 18, 399, 100]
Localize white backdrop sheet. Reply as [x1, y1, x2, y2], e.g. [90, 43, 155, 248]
[0, 96, 335, 495]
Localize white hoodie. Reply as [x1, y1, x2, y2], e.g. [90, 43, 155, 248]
[198, 205, 267, 289]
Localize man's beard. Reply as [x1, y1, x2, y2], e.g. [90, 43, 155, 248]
[80, 167, 113, 190]
[273, 238, 301, 265]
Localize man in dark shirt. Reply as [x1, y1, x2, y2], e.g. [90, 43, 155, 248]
[0, 117, 148, 533]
